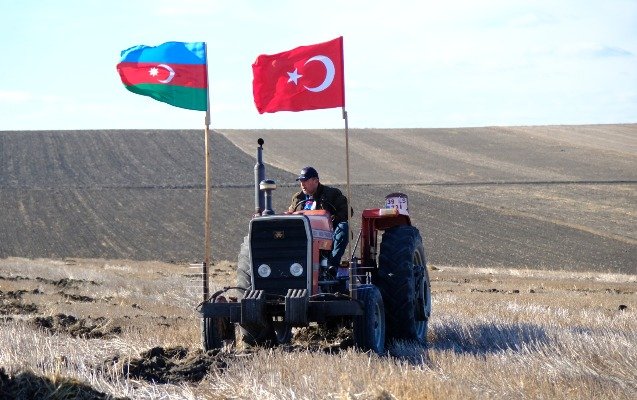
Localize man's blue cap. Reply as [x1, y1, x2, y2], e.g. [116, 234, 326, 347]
[296, 166, 319, 181]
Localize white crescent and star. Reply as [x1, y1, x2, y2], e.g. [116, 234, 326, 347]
[148, 64, 175, 84]
[286, 55, 335, 93]
[287, 69, 302, 84]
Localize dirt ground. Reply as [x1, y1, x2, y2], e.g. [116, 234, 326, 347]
[1, 125, 635, 272]
[1, 257, 635, 393]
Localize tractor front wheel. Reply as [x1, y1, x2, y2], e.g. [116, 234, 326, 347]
[352, 285, 386, 354]
[236, 236, 277, 348]
[237, 236, 252, 292]
[414, 263, 431, 343]
[202, 297, 235, 351]
[273, 322, 293, 345]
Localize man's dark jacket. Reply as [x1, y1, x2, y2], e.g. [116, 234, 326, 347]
[288, 183, 348, 226]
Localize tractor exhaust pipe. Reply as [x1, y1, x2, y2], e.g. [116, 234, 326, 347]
[260, 179, 276, 215]
[254, 138, 265, 216]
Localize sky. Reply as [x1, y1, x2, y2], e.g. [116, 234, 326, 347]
[0, 0, 636, 130]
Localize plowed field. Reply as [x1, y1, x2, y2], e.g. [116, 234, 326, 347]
[1, 125, 635, 273]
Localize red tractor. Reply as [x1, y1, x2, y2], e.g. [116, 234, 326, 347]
[199, 139, 431, 354]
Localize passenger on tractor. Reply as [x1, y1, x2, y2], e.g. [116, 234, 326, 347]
[288, 166, 349, 272]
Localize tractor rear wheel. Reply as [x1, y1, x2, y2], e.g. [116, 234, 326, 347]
[352, 285, 385, 354]
[375, 225, 429, 344]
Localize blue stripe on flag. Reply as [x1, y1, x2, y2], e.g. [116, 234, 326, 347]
[120, 41, 206, 65]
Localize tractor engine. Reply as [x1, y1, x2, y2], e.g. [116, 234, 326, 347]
[244, 210, 336, 298]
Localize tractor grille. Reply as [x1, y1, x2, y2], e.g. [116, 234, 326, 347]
[250, 217, 309, 296]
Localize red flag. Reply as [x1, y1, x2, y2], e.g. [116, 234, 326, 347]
[252, 37, 345, 114]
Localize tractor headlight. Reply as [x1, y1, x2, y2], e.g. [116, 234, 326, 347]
[290, 263, 304, 277]
[257, 264, 271, 278]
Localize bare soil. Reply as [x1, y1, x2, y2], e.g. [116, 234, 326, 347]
[1, 125, 635, 272]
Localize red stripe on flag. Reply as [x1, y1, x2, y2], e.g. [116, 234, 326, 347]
[117, 62, 207, 88]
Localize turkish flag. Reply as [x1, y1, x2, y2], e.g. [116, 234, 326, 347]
[252, 37, 345, 114]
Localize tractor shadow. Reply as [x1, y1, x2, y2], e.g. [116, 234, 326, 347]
[387, 322, 551, 366]
[0, 368, 118, 400]
[430, 321, 550, 355]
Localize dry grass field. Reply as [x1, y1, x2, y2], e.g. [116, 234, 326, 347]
[1, 124, 635, 398]
[0, 257, 635, 399]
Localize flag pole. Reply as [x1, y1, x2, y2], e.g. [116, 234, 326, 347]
[338, 38, 355, 298]
[343, 107, 352, 261]
[343, 107, 355, 300]
[203, 43, 211, 303]
[203, 117, 211, 303]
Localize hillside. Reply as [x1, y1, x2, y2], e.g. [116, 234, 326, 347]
[0, 125, 635, 273]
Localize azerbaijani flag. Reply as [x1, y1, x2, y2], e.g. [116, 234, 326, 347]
[116, 41, 208, 111]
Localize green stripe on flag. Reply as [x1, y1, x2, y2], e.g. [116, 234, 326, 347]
[125, 84, 207, 111]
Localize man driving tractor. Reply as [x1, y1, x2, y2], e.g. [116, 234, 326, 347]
[288, 166, 349, 270]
